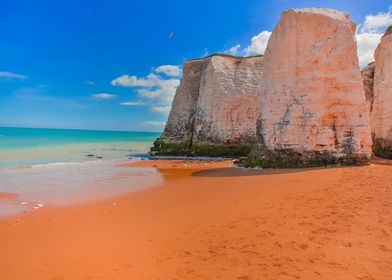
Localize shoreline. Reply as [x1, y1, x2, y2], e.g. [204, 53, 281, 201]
[0, 158, 164, 218]
[0, 159, 391, 279]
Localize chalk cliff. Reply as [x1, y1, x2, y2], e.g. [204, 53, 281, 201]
[372, 26, 392, 158]
[361, 62, 375, 111]
[152, 54, 264, 156]
[245, 8, 372, 167]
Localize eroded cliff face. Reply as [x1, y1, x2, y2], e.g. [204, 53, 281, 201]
[246, 8, 372, 167]
[362, 62, 375, 111]
[372, 28, 392, 158]
[152, 54, 264, 156]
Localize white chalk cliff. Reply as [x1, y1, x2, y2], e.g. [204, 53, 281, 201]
[154, 8, 374, 166]
[249, 8, 372, 166]
[361, 62, 375, 111]
[153, 54, 264, 156]
[372, 26, 392, 158]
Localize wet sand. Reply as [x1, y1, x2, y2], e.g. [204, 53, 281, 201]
[0, 159, 391, 279]
[0, 192, 18, 199]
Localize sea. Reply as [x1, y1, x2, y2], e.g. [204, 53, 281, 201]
[0, 127, 163, 217]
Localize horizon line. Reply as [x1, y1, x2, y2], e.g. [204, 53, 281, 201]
[0, 125, 162, 134]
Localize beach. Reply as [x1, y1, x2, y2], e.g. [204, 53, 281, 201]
[1, 159, 391, 279]
[2, 2, 392, 279]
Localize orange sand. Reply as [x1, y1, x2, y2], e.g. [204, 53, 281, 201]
[0, 159, 391, 279]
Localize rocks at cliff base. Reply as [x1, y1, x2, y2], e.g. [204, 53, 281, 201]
[152, 54, 264, 157]
[245, 8, 372, 167]
[372, 27, 392, 158]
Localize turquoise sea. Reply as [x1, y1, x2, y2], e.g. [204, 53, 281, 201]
[0, 127, 160, 168]
[0, 127, 162, 217]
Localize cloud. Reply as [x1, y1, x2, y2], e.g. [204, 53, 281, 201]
[112, 66, 181, 115]
[92, 93, 117, 100]
[0, 71, 27, 79]
[86, 81, 94, 85]
[151, 106, 171, 114]
[144, 120, 166, 127]
[203, 48, 209, 57]
[224, 44, 241, 55]
[155, 65, 181, 77]
[356, 6, 392, 67]
[224, 31, 271, 57]
[360, 6, 392, 33]
[356, 32, 383, 67]
[243, 31, 272, 56]
[120, 101, 146, 106]
[111, 74, 156, 87]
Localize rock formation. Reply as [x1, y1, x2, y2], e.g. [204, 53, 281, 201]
[361, 62, 375, 111]
[372, 26, 392, 158]
[152, 54, 264, 157]
[245, 8, 372, 167]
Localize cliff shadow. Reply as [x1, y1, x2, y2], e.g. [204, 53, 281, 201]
[191, 167, 326, 177]
[371, 157, 392, 166]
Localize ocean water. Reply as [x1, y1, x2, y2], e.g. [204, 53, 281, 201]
[0, 127, 162, 217]
[0, 127, 160, 167]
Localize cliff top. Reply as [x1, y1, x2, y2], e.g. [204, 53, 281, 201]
[187, 53, 263, 62]
[288, 8, 350, 22]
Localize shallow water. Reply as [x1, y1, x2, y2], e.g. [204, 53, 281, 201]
[0, 127, 162, 217]
[0, 159, 163, 218]
[0, 127, 159, 167]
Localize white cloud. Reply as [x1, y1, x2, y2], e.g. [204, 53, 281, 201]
[120, 101, 146, 106]
[112, 66, 181, 115]
[224, 44, 241, 55]
[243, 31, 272, 56]
[86, 81, 94, 85]
[151, 106, 171, 114]
[203, 48, 209, 57]
[92, 93, 117, 100]
[0, 71, 27, 79]
[356, 32, 383, 67]
[223, 31, 271, 57]
[155, 65, 181, 77]
[111, 73, 157, 87]
[145, 120, 166, 127]
[360, 6, 392, 33]
[356, 6, 392, 67]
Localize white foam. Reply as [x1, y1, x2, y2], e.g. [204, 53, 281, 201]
[31, 160, 100, 168]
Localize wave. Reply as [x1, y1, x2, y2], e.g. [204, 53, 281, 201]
[1, 160, 101, 171]
[31, 161, 99, 168]
[1, 157, 139, 171]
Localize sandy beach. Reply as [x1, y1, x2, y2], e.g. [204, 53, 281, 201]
[0, 159, 391, 279]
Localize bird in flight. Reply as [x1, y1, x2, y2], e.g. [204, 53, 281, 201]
[168, 32, 174, 39]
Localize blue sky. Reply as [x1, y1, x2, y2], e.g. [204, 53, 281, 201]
[0, 0, 391, 132]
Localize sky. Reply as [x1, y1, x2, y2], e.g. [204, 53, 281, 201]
[0, 0, 391, 132]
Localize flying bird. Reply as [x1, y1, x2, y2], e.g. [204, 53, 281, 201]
[168, 32, 174, 39]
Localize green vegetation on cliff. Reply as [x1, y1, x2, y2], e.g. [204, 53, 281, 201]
[373, 140, 392, 159]
[150, 137, 253, 158]
[235, 149, 371, 168]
